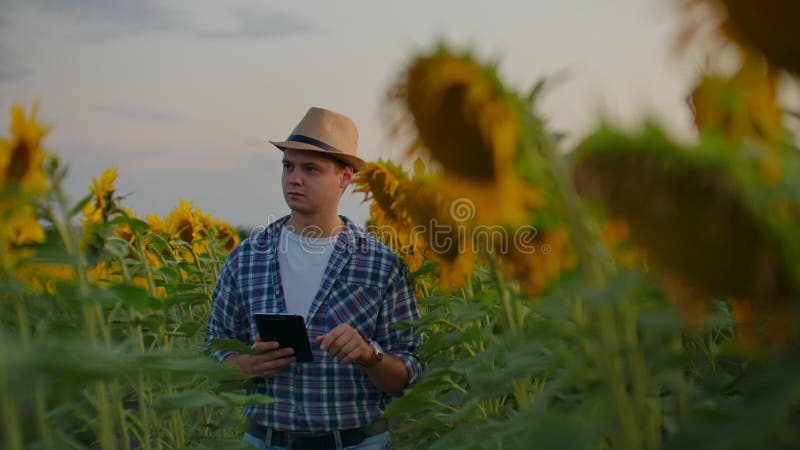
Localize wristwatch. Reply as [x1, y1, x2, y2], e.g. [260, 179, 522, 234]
[356, 339, 384, 368]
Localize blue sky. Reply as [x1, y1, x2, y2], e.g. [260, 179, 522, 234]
[0, 0, 700, 228]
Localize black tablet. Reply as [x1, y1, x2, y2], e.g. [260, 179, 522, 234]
[254, 314, 313, 362]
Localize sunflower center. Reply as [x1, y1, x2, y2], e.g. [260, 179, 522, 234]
[416, 84, 496, 180]
[7, 141, 31, 185]
[177, 219, 194, 243]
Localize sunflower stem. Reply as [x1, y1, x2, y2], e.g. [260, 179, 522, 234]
[49, 175, 90, 295]
[487, 251, 530, 408]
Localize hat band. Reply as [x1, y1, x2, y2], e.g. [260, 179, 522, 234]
[286, 134, 343, 153]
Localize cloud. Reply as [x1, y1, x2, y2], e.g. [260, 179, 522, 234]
[191, 8, 315, 40]
[18, 0, 315, 41]
[34, 0, 182, 38]
[93, 104, 182, 123]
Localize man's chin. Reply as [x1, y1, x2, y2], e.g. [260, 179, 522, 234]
[286, 202, 313, 215]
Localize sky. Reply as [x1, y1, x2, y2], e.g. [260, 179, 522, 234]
[0, 0, 703, 229]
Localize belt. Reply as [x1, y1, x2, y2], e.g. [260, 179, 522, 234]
[245, 417, 389, 449]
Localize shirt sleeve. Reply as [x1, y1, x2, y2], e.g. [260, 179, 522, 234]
[205, 245, 250, 362]
[376, 259, 424, 387]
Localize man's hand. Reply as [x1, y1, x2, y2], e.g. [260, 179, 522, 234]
[315, 323, 373, 365]
[225, 336, 295, 378]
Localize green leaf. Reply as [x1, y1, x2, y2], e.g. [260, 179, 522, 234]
[211, 338, 256, 355]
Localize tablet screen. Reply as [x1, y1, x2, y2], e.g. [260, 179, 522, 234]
[254, 314, 313, 362]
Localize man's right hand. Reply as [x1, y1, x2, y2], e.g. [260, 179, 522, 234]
[224, 337, 296, 378]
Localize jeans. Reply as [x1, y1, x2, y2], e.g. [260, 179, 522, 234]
[243, 431, 391, 450]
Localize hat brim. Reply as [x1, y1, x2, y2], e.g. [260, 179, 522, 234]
[270, 140, 366, 172]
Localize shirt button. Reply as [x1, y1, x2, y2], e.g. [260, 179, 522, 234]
[294, 366, 302, 375]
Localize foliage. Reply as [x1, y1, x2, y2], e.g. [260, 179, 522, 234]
[0, 105, 255, 450]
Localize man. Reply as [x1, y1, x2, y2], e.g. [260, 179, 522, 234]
[206, 107, 422, 450]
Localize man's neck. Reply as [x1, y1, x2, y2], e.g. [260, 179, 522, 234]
[285, 213, 345, 238]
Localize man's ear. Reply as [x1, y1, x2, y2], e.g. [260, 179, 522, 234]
[340, 166, 354, 188]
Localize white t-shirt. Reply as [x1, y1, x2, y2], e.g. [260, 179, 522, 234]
[277, 227, 338, 321]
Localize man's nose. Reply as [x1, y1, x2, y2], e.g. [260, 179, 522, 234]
[286, 169, 303, 185]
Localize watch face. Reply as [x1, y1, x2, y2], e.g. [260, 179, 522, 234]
[370, 340, 384, 359]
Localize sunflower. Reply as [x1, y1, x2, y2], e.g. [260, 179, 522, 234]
[573, 123, 800, 342]
[112, 206, 137, 244]
[0, 104, 50, 271]
[678, 0, 800, 75]
[166, 199, 199, 245]
[15, 263, 75, 295]
[82, 168, 119, 224]
[0, 103, 50, 195]
[355, 160, 431, 273]
[0, 202, 45, 272]
[689, 59, 782, 145]
[146, 213, 167, 234]
[390, 48, 533, 225]
[88, 260, 123, 286]
[600, 218, 647, 269]
[498, 227, 577, 298]
[213, 219, 239, 253]
[1, 203, 45, 247]
[688, 56, 785, 185]
[403, 176, 477, 290]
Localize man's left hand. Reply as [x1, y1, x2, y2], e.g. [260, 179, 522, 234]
[315, 323, 372, 365]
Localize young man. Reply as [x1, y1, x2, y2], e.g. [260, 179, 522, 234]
[206, 107, 422, 450]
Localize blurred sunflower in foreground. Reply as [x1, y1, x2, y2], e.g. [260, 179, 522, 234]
[678, 0, 800, 75]
[358, 47, 579, 295]
[573, 124, 800, 347]
[0, 103, 50, 271]
[356, 159, 477, 290]
[687, 53, 790, 186]
[387, 47, 542, 227]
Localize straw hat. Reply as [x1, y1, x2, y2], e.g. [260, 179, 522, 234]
[269, 107, 366, 171]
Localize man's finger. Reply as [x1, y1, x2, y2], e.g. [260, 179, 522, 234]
[252, 341, 280, 352]
[250, 347, 294, 365]
[318, 325, 348, 350]
[326, 330, 357, 357]
[339, 347, 362, 365]
[260, 356, 296, 372]
[335, 339, 360, 361]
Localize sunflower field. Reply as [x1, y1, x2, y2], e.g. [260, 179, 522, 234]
[3, 1, 800, 449]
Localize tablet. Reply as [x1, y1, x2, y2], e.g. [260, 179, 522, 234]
[254, 314, 313, 362]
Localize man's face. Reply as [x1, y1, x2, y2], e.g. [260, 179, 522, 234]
[281, 149, 352, 216]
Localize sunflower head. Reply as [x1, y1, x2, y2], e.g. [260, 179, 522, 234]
[403, 177, 477, 289]
[391, 48, 520, 181]
[389, 47, 547, 226]
[354, 161, 409, 224]
[82, 168, 119, 224]
[355, 161, 433, 272]
[145, 213, 168, 238]
[677, 0, 800, 75]
[573, 124, 800, 303]
[166, 199, 198, 244]
[499, 227, 577, 298]
[88, 260, 122, 287]
[689, 56, 782, 145]
[0, 103, 50, 195]
[213, 219, 239, 253]
[112, 207, 138, 244]
[15, 263, 75, 295]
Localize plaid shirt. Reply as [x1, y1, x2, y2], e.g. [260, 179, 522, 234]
[206, 215, 423, 431]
